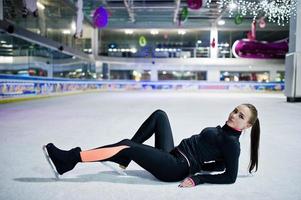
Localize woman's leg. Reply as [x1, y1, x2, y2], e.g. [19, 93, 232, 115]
[112, 109, 175, 168]
[80, 145, 129, 162]
[45, 139, 189, 182]
[81, 139, 188, 182]
[44, 110, 177, 176]
[131, 109, 175, 152]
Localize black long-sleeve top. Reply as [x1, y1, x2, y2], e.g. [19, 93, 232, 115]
[177, 123, 241, 185]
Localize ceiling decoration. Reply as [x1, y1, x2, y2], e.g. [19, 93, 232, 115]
[79, 0, 294, 28]
[220, 0, 297, 26]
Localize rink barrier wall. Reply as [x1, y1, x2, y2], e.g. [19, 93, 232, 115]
[0, 74, 284, 103]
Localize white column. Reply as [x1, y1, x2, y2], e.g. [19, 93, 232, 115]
[92, 28, 99, 57]
[269, 69, 278, 82]
[207, 69, 220, 82]
[151, 65, 158, 81]
[210, 24, 218, 58]
[47, 64, 53, 78]
[284, 0, 301, 102]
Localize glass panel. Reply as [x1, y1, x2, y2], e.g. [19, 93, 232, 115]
[110, 70, 151, 81]
[0, 32, 95, 79]
[158, 70, 206, 80]
[100, 29, 210, 58]
[220, 71, 270, 82]
[218, 31, 289, 58]
[276, 71, 285, 82]
[3, 0, 92, 54]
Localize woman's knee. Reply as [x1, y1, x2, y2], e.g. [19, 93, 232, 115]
[119, 139, 132, 146]
[152, 109, 168, 119]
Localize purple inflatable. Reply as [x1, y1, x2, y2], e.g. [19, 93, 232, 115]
[232, 38, 288, 59]
[93, 6, 108, 28]
[187, 0, 203, 9]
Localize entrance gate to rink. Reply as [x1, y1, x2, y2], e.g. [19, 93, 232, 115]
[0, 75, 284, 100]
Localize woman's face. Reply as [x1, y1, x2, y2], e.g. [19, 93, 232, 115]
[226, 105, 252, 131]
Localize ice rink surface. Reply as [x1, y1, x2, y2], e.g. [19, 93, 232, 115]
[0, 91, 301, 200]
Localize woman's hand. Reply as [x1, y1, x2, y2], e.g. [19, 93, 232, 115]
[178, 177, 195, 188]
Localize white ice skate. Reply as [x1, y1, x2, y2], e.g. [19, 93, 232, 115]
[101, 162, 127, 176]
[42, 145, 60, 180]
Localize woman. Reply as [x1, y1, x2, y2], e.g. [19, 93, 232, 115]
[43, 103, 260, 188]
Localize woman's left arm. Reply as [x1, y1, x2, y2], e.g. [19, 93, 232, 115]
[178, 177, 195, 188]
[180, 140, 240, 187]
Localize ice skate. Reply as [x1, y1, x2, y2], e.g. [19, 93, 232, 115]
[117, 157, 131, 170]
[42, 145, 60, 180]
[42, 143, 82, 178]
[102, 162, 127, 176]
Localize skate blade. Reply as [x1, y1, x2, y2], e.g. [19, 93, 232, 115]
[42, 145, 60, 180]
[102, 162, 127, 176]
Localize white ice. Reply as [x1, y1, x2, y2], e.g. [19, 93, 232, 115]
[0, 91, 301, 200]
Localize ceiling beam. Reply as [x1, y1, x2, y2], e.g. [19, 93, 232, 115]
[124, 0, 135, 22]
[173, 0, 181, 23]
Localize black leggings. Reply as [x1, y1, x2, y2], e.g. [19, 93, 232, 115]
[97, 110, 189, 182]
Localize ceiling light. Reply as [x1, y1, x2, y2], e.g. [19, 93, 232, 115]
[150, 29, 159, 35]
[71, 21, 76, 32]
[218, 20, 225, 25]
[62, 29, 71, 34]
[131, 48, 137, 53]
[37, 2, 45, 10]
[177, 30, 186, 35]
[125, 30, 134, 34]
[2, 44, 13, 48]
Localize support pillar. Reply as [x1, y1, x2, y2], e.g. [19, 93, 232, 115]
[92, 28, 99, 57]
[210, 24, 218, 58]
[151, 65, 158, 81]
[285, 0, 301, 102]
[207, 69, 220, 82]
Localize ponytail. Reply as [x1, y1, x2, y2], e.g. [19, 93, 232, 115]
[248, 118, 260, 173]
